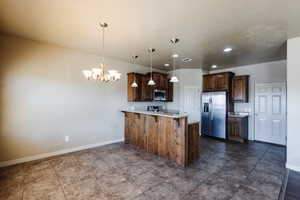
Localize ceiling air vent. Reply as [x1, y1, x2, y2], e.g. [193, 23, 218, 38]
[182, 57, 192, 63]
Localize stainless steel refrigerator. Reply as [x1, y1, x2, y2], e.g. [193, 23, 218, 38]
[201, 91, 227, 139]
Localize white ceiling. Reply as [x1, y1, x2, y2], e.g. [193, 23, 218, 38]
[0, 0, 299, 70]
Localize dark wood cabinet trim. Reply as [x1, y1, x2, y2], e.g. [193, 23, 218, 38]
[127, 72, 173, 102]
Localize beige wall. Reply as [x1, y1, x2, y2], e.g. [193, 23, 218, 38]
[209, 60, 287, 140]
[167, 69, 203, 123]
[287, 37, 300, 172]
[0, 34, 161, 163]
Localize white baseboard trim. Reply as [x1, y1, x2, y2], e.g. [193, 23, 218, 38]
[286, 163, 300, 172]
[0, 138, 124, 168]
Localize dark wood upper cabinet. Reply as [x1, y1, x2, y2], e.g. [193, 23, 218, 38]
[203, 72, 234, 92]
[232, 75, 249, 103]
[127, 73, 143, 101]
[127, 72, 173, 102]
[167, 80, 173, 102]
[203, 75, 215, 91]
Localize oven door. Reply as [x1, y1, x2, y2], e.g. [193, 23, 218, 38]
[153, 89, 166, 101]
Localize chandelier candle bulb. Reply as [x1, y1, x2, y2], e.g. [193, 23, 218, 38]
[82, 70, 92, 79]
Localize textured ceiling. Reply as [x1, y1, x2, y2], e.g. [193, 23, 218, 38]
[0, 0, 298, 71]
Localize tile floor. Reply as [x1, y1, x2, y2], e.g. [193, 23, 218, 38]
[0, 136, 286, 200]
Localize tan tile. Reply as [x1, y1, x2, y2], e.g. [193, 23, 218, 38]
[0, 165, 25, 190]
[23, 177, 65, 200]
[23, 159, 52, 172]
[62, 177, 108, 200]
[92, 159, 113, 174]
[0, 183, 23, 200]
[130, 171, 164, 192]
[74, 152, 98, 164]
[104, 181, 143, 200]
[97, 169, 127, 191]
[50, 154, 78, 171]
[24, 167, 56, 184]
[56, 166, 94, 186]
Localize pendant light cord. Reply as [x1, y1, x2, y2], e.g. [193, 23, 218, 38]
[150, 51, 153, 79]
[101, 26, 105, 64]
[132, 56, 136, 82]
[173, 43, 176, 76]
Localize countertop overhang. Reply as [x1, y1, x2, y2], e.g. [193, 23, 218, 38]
[121, 110, 188, 118]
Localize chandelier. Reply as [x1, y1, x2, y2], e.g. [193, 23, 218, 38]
[82, 22, 121, 82]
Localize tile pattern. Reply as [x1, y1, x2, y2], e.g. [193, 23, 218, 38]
[0, 137, 286, 200]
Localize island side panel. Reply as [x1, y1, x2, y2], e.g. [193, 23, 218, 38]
[173, 117, 188, 166]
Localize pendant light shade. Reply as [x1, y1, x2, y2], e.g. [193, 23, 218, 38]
[170, 76, 179, 83]
[131, 81, 138, 88]
[148, 48, 156, 86]
[148, 79, 156, 86]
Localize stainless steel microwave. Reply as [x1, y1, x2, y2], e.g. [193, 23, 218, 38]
[153, 89, 167, 101]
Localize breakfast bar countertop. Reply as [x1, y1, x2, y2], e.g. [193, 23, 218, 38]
[121, 110, 189, 118]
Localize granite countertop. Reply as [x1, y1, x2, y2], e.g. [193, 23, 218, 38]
[121, 110, 189, 118]
[228, 112, 249, 118]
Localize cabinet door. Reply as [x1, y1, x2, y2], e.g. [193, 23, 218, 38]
[228, 117, 247, 143]
[228, 118, 240, 140]
[141, 75, 153, 101]
[152, 73, 161, 88]
[203, 75, 215, 92]
[214, 74, 227, 90]
[127, 73, 142, 101]
[167, 81, 173, 101]
[232, 76, 249, 102]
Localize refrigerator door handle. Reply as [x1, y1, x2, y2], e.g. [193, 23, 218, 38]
[210, 98, 213, 120]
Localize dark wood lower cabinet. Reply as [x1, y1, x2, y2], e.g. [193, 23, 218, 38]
[228, 116, 248, 143]
[123, 111, 199, 166]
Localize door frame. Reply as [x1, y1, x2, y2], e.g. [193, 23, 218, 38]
[254, 82, 287, 145]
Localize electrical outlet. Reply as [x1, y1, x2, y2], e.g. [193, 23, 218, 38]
[65, 136, 69, 143]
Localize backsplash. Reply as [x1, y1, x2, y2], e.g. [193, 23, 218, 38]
[126, 101, 168, 111]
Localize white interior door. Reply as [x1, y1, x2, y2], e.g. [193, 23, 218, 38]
[183, 86, 200, 123]
[255, 83, 286, 145]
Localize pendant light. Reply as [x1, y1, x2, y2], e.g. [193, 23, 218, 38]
[148, 48, 156, 86]
[170, 38, 179, 83]
[82, 22, 121, 82]
[131, 55, 139, 88]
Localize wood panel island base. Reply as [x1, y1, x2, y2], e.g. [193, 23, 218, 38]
[122, 111, 199, 166]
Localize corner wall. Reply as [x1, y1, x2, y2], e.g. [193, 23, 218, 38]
[0, 34, 162, 164]
[167, 69, 203, 123]
[287, 37, 300, 172]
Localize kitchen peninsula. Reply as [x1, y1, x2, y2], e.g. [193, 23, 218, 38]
[122, 110, 199, 166]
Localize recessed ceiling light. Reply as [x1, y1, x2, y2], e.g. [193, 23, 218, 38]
[172, 54, 179, 58]
[223, 47, 233, 53]
[164, 63, 170, 67]
[182, 58, 192, 62]
[211, 65, 218, 69]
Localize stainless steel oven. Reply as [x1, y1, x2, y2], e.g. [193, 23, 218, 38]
[153, 89, 167, 101]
